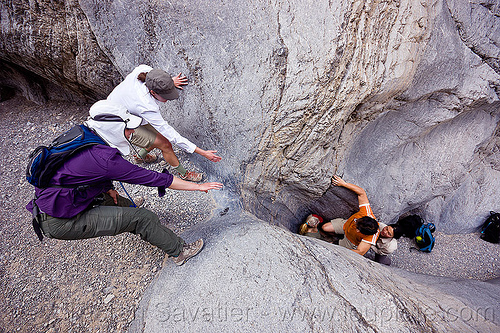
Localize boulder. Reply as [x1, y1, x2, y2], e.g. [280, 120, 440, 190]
[129, 208, 500, 332]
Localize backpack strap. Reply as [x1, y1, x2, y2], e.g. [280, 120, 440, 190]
[30, 198, 44, 242]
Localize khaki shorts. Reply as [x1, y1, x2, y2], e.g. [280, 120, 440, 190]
[329, 218, 347, 234]
[130, 124, 159, 149]
[328, 218, 356, 249]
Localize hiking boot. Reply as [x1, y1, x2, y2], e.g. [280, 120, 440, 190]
[171, 239, 204, 266]
[180, 171, 203, 182]
[134, 153, 158, 164]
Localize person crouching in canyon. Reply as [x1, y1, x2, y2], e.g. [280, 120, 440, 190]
[317, 176, 382, 256]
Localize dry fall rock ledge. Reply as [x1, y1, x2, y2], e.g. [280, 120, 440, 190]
[1, 0, 500, 332]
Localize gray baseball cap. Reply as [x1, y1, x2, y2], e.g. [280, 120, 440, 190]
[145, 69, 179, 100]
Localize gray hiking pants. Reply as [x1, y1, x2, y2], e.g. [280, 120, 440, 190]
[39, 194, 184, 256]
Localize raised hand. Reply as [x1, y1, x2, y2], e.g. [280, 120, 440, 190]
[172, 73, 188, 89]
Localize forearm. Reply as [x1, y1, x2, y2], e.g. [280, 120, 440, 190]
[332, 175, 369, 205]
[351, 242, 371, 256]
[351, 248, 368, 256]
[194, 147, 222, 162]
[168, 177, 224, 192]
[341, 182, 366, 197]
[194, 147, 204, 156]
[168, 177, 204, 191]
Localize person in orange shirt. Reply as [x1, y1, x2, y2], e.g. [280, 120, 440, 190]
[320, 175, 380, 256]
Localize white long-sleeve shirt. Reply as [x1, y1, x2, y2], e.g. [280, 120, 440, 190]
[107, 64, 197, 153]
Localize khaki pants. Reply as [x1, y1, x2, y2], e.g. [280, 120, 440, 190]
[129, 124, 159, 149]
[40, 193, 184, 256]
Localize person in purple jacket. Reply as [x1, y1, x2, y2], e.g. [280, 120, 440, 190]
[26, 100, 223, 266]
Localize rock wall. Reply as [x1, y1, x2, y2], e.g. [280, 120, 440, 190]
[340, 0, 500, 233]
[242, 0, 500, 231]
[0, 0, 121, 102]
[80, 0, 500, 232]
[1, 0, 499, 230]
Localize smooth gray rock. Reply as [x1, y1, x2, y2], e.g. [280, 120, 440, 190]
[129, 208, 500, 332]
[0, 0, 121, 102]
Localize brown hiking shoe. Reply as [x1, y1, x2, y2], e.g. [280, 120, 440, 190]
[179, 170, 203, 182]
[134, 153, 158, 164]
[172, 239, 204, 266]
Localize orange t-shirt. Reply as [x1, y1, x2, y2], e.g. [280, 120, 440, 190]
[343, 204, 380, 246]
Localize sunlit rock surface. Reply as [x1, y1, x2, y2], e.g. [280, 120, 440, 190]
[129, 209, 500, 332]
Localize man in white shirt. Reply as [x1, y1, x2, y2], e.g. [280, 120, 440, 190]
[371, 223, 399, 265]
[107, 64, 221, 182]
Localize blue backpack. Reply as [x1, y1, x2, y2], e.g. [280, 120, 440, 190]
[414, 223, 436, 252]
[26, 125, 106, 188]
[27, 125, 107, 242]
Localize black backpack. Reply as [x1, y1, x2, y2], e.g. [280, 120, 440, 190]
[397, 214, 424, 238]
[480, 211, 500, 244]
[397, 215, 436, 252]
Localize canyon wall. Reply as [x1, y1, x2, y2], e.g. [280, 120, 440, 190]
[1, 0, 499, 230]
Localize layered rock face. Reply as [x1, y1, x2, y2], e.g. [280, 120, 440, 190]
[240, 0, 500, 232]
[1, 0, 499, 232]
[0, 0, 121, 102]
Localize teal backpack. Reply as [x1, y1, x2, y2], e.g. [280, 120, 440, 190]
[414, 223, 436, 252]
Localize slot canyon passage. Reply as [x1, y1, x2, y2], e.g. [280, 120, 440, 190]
[1, 0, 500, 332]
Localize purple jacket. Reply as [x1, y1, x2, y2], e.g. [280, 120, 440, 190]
[26, 145, 173, 218]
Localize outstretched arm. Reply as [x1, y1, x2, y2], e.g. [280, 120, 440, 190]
[331, 175, 369, 206]
[169, 177, 223, 193]
[194, 147, 222, 162]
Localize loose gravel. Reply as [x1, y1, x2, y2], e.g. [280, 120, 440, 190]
[388, 231, 500, 280]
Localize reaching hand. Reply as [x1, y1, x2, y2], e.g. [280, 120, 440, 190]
[204, 150, 222, 162]
[331, 175, 347, 187]
[198, 182, 223, 193]
[172, 73, 188, 89]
